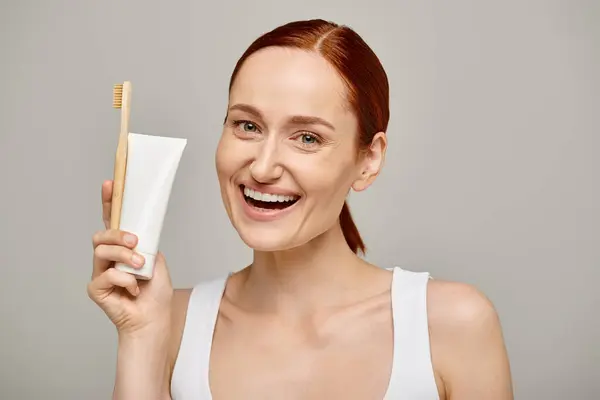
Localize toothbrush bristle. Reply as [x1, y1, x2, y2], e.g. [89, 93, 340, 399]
[113, 84, 123, 108]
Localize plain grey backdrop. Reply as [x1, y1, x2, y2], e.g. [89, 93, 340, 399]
[1, 0, 598, 399]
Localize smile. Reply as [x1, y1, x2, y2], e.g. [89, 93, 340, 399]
[239, 185, 301, 221]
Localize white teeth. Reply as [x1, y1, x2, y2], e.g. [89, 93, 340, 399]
[243, 186, 298, 202]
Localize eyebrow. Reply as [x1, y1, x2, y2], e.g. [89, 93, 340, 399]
[227, 103, 336, 131]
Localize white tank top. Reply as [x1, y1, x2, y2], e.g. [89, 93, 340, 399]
[171, 267, 439, 399]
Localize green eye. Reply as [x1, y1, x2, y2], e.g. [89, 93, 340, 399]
[242, 122, 257, 132]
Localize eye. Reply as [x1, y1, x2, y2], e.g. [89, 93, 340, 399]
[230, 119, 261, 136]
[233, 120, 257, 132]
[300, 134, 317, 145]
[294, 132, 322, 149]
[241, 121, 257, 132]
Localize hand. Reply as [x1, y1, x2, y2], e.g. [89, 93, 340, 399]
[87, 180, 173, 337]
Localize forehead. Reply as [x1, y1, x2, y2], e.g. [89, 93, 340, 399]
[229, 47, 352, 123]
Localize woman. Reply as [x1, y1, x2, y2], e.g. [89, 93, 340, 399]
[88, 19, 513, 399]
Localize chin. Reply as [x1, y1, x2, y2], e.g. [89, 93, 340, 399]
[237, 228, 299, 252]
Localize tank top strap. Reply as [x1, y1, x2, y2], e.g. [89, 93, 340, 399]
[384, 267, 439, 399]
[170, 275, 229, 400]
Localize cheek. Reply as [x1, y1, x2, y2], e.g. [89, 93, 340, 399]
[215, 134, 242, 180]
[296, 151, 357, 199]
[215, 138, 227, 176]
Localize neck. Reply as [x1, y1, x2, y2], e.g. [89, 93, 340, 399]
[236, 222, 378, 316]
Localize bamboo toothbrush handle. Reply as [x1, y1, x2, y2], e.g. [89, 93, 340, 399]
[110, 82, 132, 230]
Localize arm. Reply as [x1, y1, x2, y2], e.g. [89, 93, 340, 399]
[112, 289, 192, 400]
[428, 281, 513, 400]
[113, 331, 171, 400]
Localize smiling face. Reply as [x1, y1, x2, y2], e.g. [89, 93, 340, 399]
[215, 46, 381, 252]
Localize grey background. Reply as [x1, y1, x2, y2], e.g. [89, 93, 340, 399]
[1, 0, 598, 399]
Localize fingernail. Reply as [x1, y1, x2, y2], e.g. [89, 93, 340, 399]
[132, 253, 145, 266]
[124, 234, 136, 246]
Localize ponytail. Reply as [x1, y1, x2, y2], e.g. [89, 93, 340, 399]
[339, 201, 365, 254]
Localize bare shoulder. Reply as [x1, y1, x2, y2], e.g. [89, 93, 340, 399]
[426, 279, 514, 399]
[427, 279, 498, 330]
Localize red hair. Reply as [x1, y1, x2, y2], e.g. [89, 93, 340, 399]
[227, 19, 390, 254]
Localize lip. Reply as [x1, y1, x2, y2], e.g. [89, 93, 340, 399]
[237, 185, 301, 222]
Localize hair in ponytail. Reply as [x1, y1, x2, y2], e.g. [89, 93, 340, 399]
[339, 201, 365, 254]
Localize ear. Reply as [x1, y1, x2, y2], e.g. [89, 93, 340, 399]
[352, 132, 387, 192]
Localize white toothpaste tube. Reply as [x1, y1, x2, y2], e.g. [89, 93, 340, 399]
[115, 132, 187, 280]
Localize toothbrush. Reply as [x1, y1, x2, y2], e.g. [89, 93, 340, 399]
[110, 81, 132, 230]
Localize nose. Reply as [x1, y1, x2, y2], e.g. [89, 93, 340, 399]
[249, 138, 283, 183]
